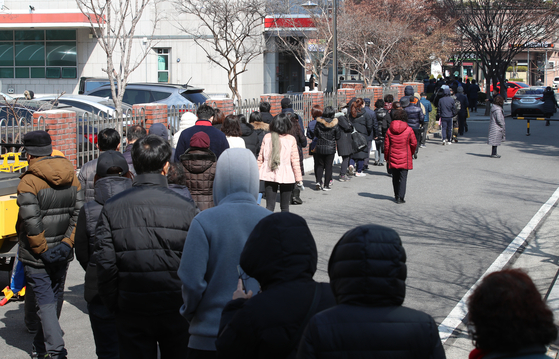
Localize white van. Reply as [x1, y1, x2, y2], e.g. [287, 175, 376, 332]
[553, 77, 559, 89]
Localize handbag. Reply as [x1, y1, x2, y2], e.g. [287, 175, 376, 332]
[351, 128, 367, 152]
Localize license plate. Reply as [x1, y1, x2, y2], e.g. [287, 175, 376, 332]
[520, 99, 536, 103]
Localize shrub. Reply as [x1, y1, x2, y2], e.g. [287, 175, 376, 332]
[507, 66, 528, 72]
[509, 78, 524, 82]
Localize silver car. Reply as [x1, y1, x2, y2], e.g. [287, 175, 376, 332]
[34, 94, 132, 117]
[84, 83, 209, 108]
[511, 87, 550, 117]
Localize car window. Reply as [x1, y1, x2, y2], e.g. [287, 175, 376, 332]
[57, 100, 95, 114]
[0, 106, 33, 126]
[122, 89, 153, 105]
[182, 92, 210, 105]
[89, 89, 112, 98]
[152, 91, 171, 101]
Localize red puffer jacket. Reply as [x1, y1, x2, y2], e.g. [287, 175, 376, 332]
[384, 120, 417, 170]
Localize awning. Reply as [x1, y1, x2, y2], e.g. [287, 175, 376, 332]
[0, 11, 100, 29]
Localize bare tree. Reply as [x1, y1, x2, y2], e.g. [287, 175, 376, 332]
[440, 0, 559, 113]
[174, 0, 266, 101]
[76, 0, 162, 117]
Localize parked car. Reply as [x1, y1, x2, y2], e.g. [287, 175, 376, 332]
[34, 94, 132, 118]
[78, 77, 116, 95]
[553, 77, 559, 89]
[510, 87, 554, 117]
[84, 83, 210, 108]
[490, 81, 529, 98]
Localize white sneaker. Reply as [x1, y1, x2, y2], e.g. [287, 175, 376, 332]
[442, 140, 446, 146]
[355, 172, 367, 177]
[447, 140, 451, 145]
[348, 165, 355, 176]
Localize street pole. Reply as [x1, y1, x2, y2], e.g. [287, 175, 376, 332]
[545, 49, 548, 86]
[527, 48, 530, 85]
[332, 0, 337, 92]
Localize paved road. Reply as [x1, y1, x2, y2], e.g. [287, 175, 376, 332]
[1, 107, 558, 358]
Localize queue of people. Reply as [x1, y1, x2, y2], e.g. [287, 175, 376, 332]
[15, 89, 549, 359]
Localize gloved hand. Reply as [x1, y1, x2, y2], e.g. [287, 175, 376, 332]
[40, 242, 72, 264]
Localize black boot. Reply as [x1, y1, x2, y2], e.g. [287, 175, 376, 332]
[291, 187, 303, 205]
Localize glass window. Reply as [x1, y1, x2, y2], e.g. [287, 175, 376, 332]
[122, 90, 153, 104]
[0, 31, 13, 41]
[15, 68, 29, 78]
[0, 43, 13, 66]
[89, 89, 112, 98]
[158, 72, 168, 83]
[46, 30, 76, 41]
[182, 92, 210, 105]
[46, 67, 60, 78]
[61, 67, 77, 79]
[152, 91, 170, 101]
[15, 42, 45, 66]
[157, 48, 169, 83]
[15, 30, 44, 41]
[31, 68, 45, 78]
[0, 68, 14, 78]
[46, 42, 76, 66]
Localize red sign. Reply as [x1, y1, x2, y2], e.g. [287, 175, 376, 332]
[264, 17, 314, 28]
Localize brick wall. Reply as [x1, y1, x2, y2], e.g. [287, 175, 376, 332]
[133, 103, 168, 128]
[36, 110, 78, 168]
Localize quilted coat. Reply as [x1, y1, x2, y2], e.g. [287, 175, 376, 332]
[488, 104, 506, 146]
[384, 120, 417, 170]
[180, 148, 217, 210]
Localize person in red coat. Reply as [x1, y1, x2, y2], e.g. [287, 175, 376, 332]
[384, 109, 417, 204]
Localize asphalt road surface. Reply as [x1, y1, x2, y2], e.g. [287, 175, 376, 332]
[1, 112, 558, 358]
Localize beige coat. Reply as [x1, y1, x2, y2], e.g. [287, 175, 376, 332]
[258, 133, 302, 184]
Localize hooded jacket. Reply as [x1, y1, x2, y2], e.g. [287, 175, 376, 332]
[75, 176, 132, 303]
[403, 103, 423, 130]
[349, 109, 373, 160]
[180, 132, 217, 211]
[384, 120, 417, 170]
[95, 172, 199, 314]
[313, 117, 341, 155]
[17, 156, 84, 267]
[335, 114, 353, 157]
[400, 85, 415, 103]
[179, 148, 272, 351]
[297, 225, 445, 359]
[216, 213, 336, 359]
[437, 88, 457, 119]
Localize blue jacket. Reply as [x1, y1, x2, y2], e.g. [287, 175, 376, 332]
[179, 148, 272, 351]
[404, 103, 423, 130]
[174, 121, 230, 162]
[419, 97, 432, 124]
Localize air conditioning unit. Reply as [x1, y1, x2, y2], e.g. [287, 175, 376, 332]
[548, 61, 555, 69]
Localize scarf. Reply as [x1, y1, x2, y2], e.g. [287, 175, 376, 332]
[269, 132, 281, 171]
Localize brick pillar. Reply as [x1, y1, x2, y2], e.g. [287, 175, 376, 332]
[396, 85, 405, 101]
[303, 91, 324, 126]
[207, 99, 235, 116]
[372, 86, 383, 104]
[133, 104, 168, 129]
[262, 94, 283, 116]
[338, 88, 356, 104]
[38, 110, 78, 168]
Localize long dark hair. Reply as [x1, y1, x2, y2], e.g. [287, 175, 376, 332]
[270, 113, 292, 135]
[221, 115, 242, 137]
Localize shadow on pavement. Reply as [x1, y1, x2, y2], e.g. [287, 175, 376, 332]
[66, 284, 88, 315]
[0, 302, 35, 355]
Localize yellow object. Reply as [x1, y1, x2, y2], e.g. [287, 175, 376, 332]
[0, 152, 28, 173]
[0, 285, 26, 306]
[0, 193, 18, 243]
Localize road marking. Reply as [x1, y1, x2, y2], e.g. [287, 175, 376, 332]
[438, 185, 559, 343]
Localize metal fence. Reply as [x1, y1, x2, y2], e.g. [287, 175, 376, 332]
[77, 108, 146, 168]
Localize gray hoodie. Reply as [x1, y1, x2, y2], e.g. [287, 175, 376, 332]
[178, 148, 272, 351]
[437, 87, 457, 119]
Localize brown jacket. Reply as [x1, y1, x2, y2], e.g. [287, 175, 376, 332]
[180, 148, 217, 211]
[17, 156, 84, 267]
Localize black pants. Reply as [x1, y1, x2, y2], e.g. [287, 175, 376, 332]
[88, 301, 119, 359]
[116, 311, 189, 359]
[492, 146, 498, 156]
[413, 129, 421, 154]
[340, 155, 350, 176]
[392, 169, 408, 200]
[458, 113, 467, 135]
[265, 182, 294, 212]
[314, 153, 335, 186]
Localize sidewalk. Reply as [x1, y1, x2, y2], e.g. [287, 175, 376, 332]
[443, 197, 559, 359]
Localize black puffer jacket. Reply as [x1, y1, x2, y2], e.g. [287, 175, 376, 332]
[313, 117, 340, 155]
[335, 115, 353, 157]
[17, 156, 84, 268]
[241, 122, 260, 156]
[216, 213, 336, 359]
[75, 176, 132, 303]
[349, 109, 373, 160]
[297, 225, 445, 359]
[95, 173, 200, 314]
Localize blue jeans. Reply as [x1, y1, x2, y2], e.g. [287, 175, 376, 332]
[441, 118, 452, 141]
[88, 301, 119, 359]
[349, 159, 364, 173]
[25, 263, 69, 359]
